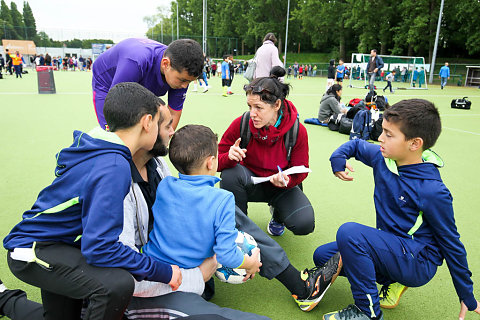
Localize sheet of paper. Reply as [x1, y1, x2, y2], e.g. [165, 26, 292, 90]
[251, 165, 312, 185]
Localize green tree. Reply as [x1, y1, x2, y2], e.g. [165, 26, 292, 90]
[294, 0, 349, 59]
[22, 1, 36, 40]
[10, 2, 24, 39]
[0, 0, 18, 39]
[454, 0, 480, 55]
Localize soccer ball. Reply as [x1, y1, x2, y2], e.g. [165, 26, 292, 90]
[215, 230, 260, 284]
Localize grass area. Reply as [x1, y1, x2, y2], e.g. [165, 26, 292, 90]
[0, 70, 479, 319]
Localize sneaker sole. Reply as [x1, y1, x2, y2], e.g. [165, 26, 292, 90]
[380, 286, 408, 309]
[300, 255, 343, 312]
[266, 226, 285, 236]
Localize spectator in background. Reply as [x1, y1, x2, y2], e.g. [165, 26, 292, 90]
[366, 49, 384, 92]
[336, 59, 345, 85]
[44, 53, 52, 66]
[253, 32, 283, 79]
[12, 51, 23, 79]
[327, 59, 335, 91]
[39, 54, 45, 66]
[313, 65, 317, 77]
[293, 61, 299, 79]
[439, 62, 450, 90]
[0, 54, 4, 76]
[5, 49, 13, 75]
[318, 84, 347, 123]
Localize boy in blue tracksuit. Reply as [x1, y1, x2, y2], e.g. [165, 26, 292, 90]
[143, 124, 262, 281]
[313, 99, 479, 319]
[3, 82, 181, 319]
[221, 55, 231, 97]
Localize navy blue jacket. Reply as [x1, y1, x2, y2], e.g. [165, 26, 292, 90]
[4, 127, 172, 284]
[330, 140, 476, 310]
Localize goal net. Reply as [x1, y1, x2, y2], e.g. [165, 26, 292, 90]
[348, 53, 428, 90]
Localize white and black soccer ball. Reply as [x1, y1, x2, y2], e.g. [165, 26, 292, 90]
[215, 230, 260, 284]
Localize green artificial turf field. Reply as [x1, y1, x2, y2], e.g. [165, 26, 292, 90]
[0, 70, 479, 319]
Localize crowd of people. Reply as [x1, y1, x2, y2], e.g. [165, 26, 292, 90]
[0, 34, 478, 320]
[31, 53, 93, 71]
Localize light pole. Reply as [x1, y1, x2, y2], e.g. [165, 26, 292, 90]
[202, 0, 207, 53]
[283, 0, 290, 67]
[429, 0, 445, 84]
[177, 1, 179, 39]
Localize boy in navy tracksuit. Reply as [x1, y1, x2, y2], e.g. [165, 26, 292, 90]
[313, 99, 479, 319]
[3, 83, 181, 320]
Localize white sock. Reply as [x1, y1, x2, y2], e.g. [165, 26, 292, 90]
[0, 283, 7, 293]
[193, 84, 197, 90]
[228, 87, 231, 92]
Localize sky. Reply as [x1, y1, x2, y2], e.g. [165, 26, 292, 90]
[11, 0, 172, 42]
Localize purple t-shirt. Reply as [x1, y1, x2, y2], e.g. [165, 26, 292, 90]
[92, 38, 187, 111]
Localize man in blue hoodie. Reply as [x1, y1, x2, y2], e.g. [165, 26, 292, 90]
[3, 82, 182, 320]
[312, 99, 479, 320]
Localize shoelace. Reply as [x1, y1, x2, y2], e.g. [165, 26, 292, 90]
[379, 284, 390, 300]
[337, 304, 362, 319]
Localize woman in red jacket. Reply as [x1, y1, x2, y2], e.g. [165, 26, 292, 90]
[218, 67, 314, 237]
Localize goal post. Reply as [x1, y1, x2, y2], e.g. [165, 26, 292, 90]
[348, 53, 428, 90]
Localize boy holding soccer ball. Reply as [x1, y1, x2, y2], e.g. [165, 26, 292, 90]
[143, 124, 262, 286]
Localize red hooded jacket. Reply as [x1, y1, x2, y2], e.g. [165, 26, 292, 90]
[218, 99, 309, 188]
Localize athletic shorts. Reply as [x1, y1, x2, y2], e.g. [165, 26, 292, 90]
[222, 79, 231, 87]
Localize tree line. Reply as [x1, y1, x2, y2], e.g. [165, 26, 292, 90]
[145, 0, 480, 61]
[0, 0, 112, 48]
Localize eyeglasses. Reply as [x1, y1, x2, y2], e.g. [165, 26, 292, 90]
[243, 84, 272, 94]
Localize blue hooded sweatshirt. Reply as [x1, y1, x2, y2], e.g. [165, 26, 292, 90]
[143, 174, 244, 269]
[330, 139, 477, 311]
[3, 127, 172, 284]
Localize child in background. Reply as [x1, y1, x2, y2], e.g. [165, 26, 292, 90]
[313, 99, 479, 320]
[143, 125, 262, 286]
[383, 70, 395, 93]
[221, 55, 230, 97]
[336, 59, 345, 84]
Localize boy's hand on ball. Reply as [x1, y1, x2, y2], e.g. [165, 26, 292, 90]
[243, 248, 262, 281]
[169, 265, 182, 291]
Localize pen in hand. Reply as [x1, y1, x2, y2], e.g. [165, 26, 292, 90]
[277, 165, 288, 187]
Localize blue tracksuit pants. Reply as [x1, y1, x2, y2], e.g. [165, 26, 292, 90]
[313, 222, 438, 318]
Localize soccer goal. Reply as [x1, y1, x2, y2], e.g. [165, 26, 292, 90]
[348, 53, 428, 90]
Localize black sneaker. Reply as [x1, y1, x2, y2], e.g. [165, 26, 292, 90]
[293, 252, 343, 311]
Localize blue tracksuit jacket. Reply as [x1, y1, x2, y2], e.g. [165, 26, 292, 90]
[330, 139, 476, 310]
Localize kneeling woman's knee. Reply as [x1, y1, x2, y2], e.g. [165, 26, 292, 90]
[220, 165, 249, 189]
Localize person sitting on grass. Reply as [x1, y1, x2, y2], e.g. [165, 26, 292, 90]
[318, 84, 347, 123]
[312, 99, 479, 320]
[143, 125, 262, 283]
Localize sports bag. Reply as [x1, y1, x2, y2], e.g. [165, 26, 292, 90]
[328, 113, 343, 131]
[338, 116, 353, 135]
[451, 97, 471, 110]
[243, 56, 257, 82]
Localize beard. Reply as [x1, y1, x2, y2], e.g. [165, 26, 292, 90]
[149, 134, 169, 157]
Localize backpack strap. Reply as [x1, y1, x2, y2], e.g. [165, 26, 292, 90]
[239, 111, 251, 149]
[240, 110, 299, 162]
[284, 115, 300, 162]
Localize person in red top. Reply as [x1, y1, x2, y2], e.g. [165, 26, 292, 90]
[218, 66, 314, 237]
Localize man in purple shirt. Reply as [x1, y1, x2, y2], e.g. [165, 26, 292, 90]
[92, 38, 204, 130]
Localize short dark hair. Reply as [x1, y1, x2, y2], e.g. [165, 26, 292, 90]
[263, 33, 277, 44]
[169, 125, 218, 175]
[384, 99, 441, 150]
[164, 39, 203, 77]
[104, 82, 162, 132]
[371, 49, 377, 53]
